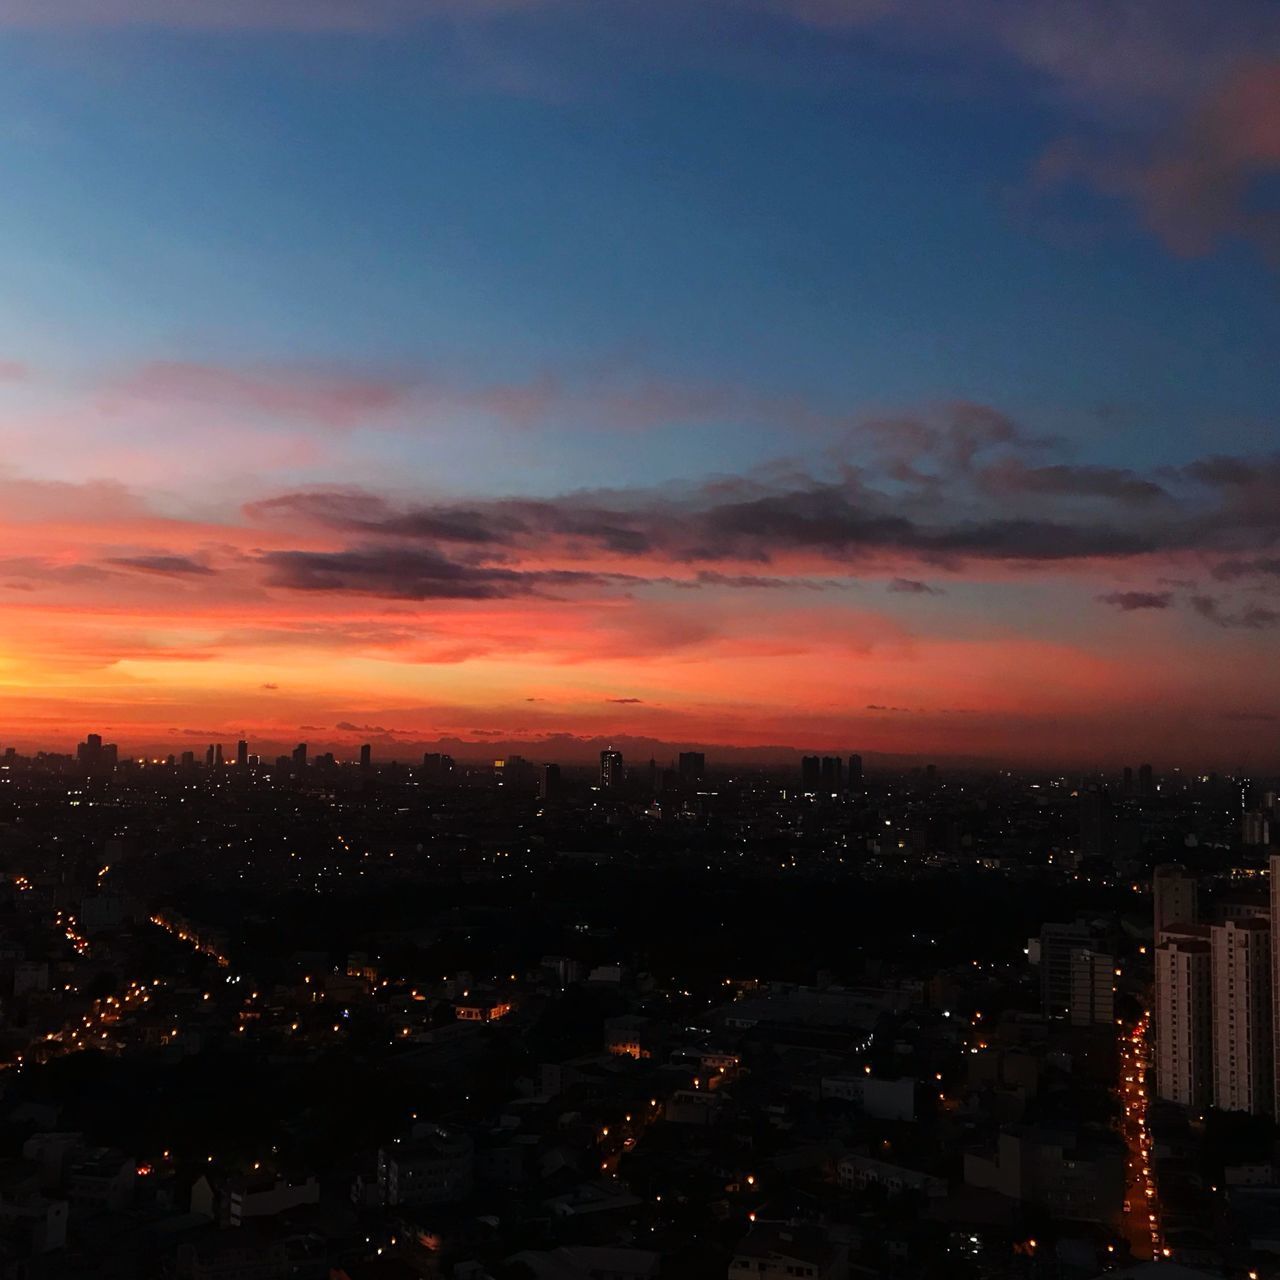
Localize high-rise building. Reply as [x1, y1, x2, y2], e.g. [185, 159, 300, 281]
[1153, 864, 1198, 939]
[600, 749, 623, 790]
[539, 763, 561, 801]
[800, 756, 821, 790]
[1270, 854, 1280, 1115]
[1243, 811, 1271, 846]
[1069, 947, 1115, 1026]
[1138, 763, 1154, 798]
[236, 739, 249, 768]
[292, 742, 308, 770]
[1078, 787, 1113, 859]
[76, 733, 117, 776]
[1211, 918, 1273, 1115]
[421, 753, 454, 784]
[1122, 766, 1134, 796]
[848, 754, 864, 789]
[1155, 934, 1213, 1107]
[820, 757, 844, 793]
[360, 743, 372, 770]
[214, 743, 223, 768]
[205, 744, 215, 769]
[678, 752, 705, 783]
[1040, 921, 1095, 1019]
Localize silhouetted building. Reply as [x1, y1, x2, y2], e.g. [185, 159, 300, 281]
[360, 743, 372, 770]
[421, 753, 454, 785]
[77, 734, 117, 776]
[236, 739, 248, 768]
[801, 756, 821, 789]
[678, 752, 705, 783]
[1138, 762, 1154, 798]
[292, 743, 308, 770]
[848, 754, 864, 789]
[600, 749, 623, 790]
[1153, 864, 1198, 938]
[821, 756, 843, 792]
[539, 763, 561, 801]
[1078, 787, 1113, 859]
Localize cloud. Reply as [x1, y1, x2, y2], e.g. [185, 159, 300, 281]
[259, 545, 614, 600]
[1212, 556, 1280, 580]
[105, 361, 407, 429]
[606, 697, 644, 704]
[1096, 590, 1173, 611]
[1126, 60, 1280, 258]
[887, 577, 942, 595]
[243, 423, 1280, 596]
[1190, 594, 1280, 629]
[105, 554, 215, 577]
[978, 460, 1168, 502]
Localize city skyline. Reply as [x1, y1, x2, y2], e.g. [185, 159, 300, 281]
[3, 3, 1280, 764]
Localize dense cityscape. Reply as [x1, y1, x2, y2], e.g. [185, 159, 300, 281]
[6, 0, 1280, 1278]
[0, 736, 1267, 1277]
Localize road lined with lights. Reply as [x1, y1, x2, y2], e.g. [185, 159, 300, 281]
[1119, 1012, 1162, 1262]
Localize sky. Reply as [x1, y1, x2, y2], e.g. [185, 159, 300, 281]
[2, 0, 1280, 768]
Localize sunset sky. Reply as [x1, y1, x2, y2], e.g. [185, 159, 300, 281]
[2, 1, 1280, 767]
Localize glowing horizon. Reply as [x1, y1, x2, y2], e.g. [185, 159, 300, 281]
[3, 3, 1280, 770]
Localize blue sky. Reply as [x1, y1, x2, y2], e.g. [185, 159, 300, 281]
[3, 0, 1280, 764]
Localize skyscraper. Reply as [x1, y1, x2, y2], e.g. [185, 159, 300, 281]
[600, 749, 623, 790]
[1077, 787, 1113, 859]
[848, 754, 864, 789]
[1068, 946, 1115, 1026]
[540, 763, 561, 801]
[1153, 864, 1198, 939]
[1040, 921, 1095, 1019]
[821, 757, 844, 792]
[1211, 918, 1273, 1115]
[421, 752, 454, 784]
[678, 752, 705, 783]
[1138, 762, 1154, 798]
[236, 739, 248, 768]
[360, 743, 372, 770]
[800, 756, 821, 789]
[1270, 853, 1280, 1115]
[1155, 934, 1213, 1107]
[292, 742, 308, 770]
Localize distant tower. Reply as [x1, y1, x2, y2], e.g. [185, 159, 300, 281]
[205, 744, 215, 769]
[1138, 763, 1154, 798]
[600, 749, 623, 790]
[236, 739, 249, 768]
[1078, 787, 1113, 859]
[292, 742, 308, 770]
[678, 752, 706, 784]
[360, 743, 372, 770]
[214, 743, 223, 768]
[848, 754, 864, 789]
[800, 756, 821, 789]
[820, 756, 843, 792]
[540, 763, 561, 801]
